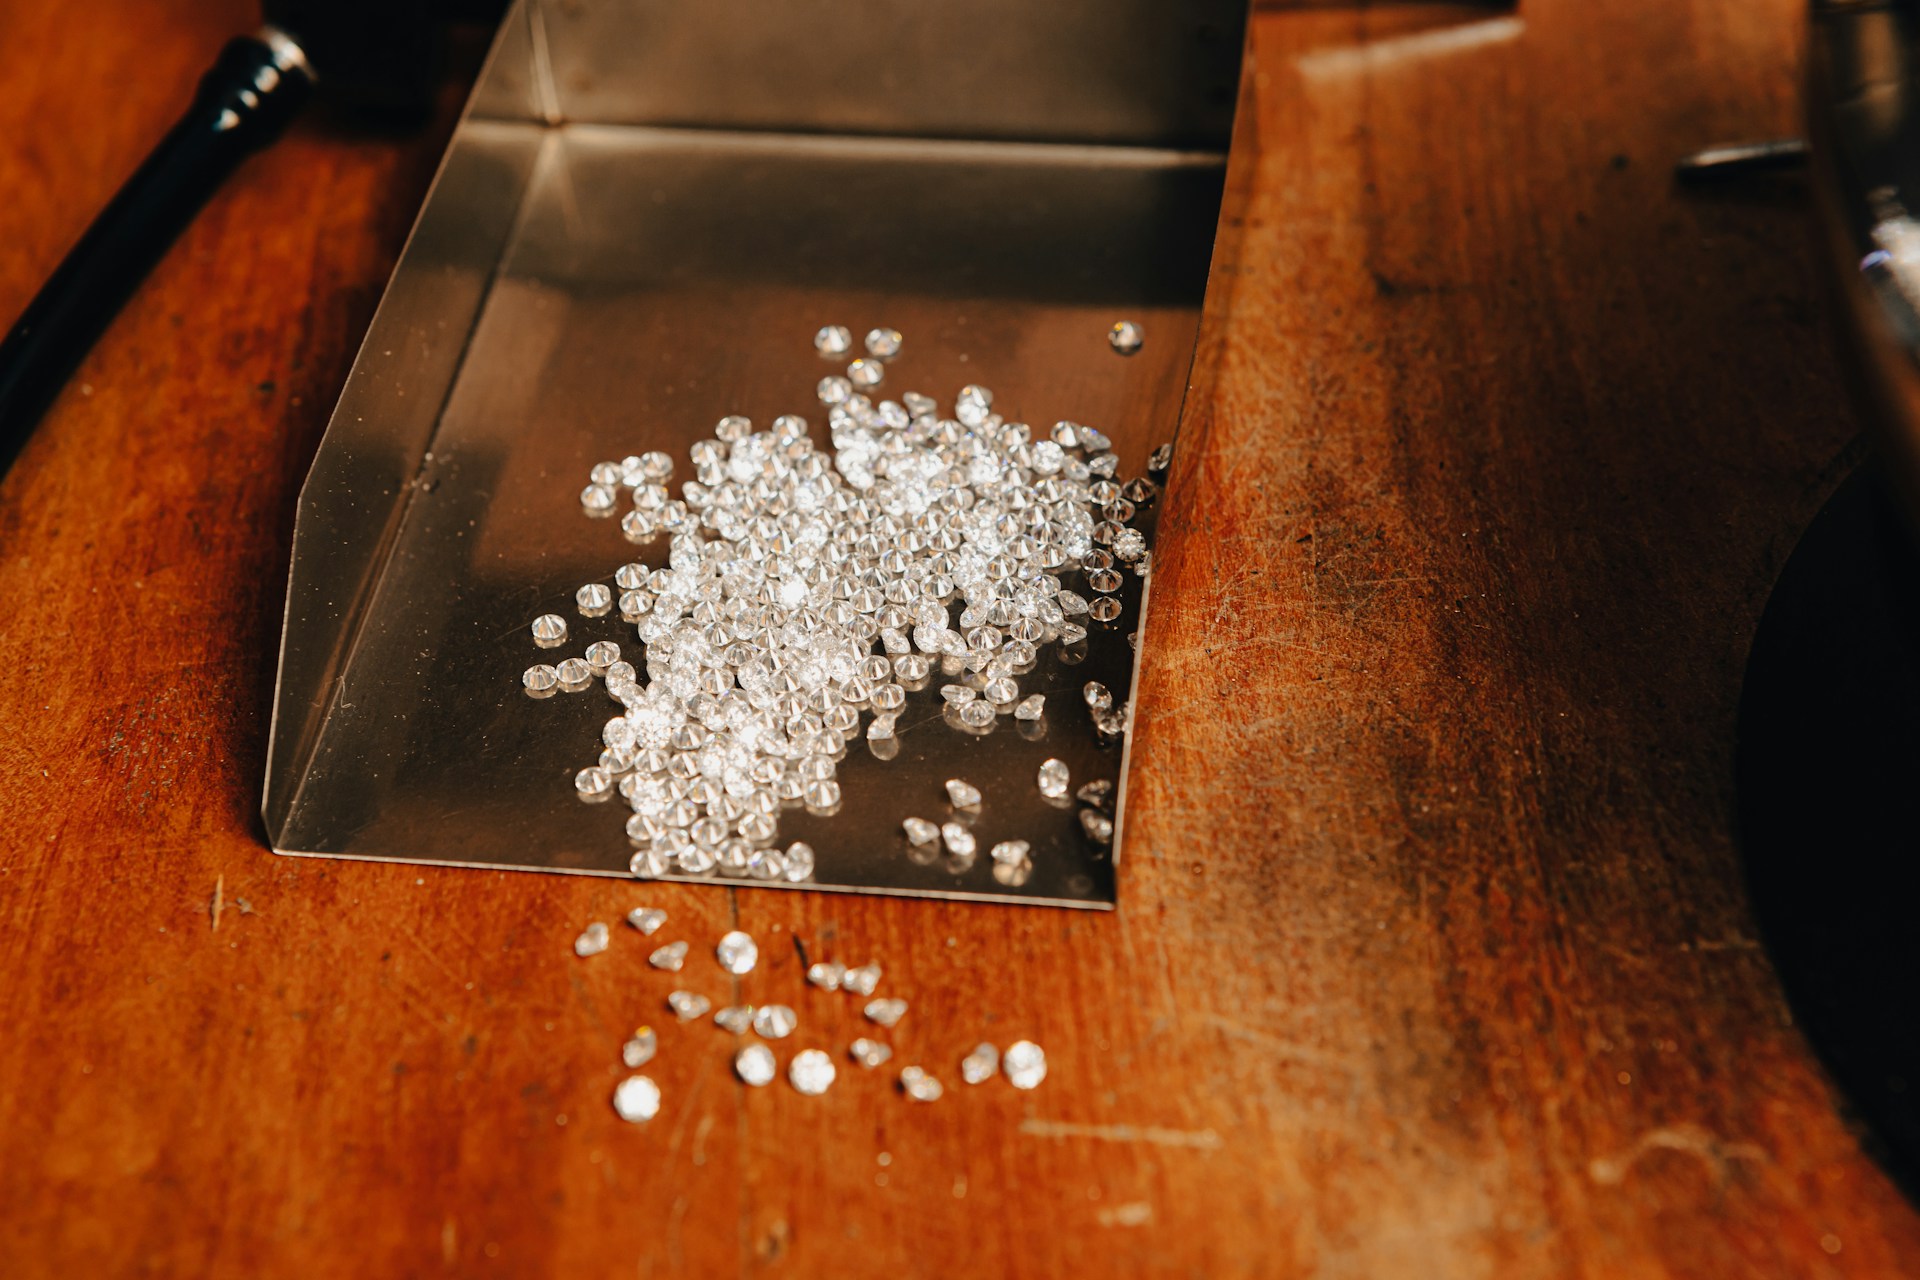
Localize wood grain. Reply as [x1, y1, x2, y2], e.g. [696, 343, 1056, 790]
[1, 1, 1915, 1275]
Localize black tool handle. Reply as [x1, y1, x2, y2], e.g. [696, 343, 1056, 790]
[0, 29, 314, 473]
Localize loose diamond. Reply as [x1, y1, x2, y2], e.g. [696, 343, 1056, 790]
[622, 1026, 657, 1067]
[531, 613, 567, 644]
[576, 583, 613, 615]
[716, 930, 759, 975]
[584, 639, 621, 672]
[807, 961, 846, 991]
[1089, 596, 1123, 623]
[753, 1005, 798, 1039]
[1076, 780, 1114, 808]
[1037, 758, 1070, 799]
[958, 701, 995, 729]
[899, 1066, 944, 1101]
[523, 664, 558, 691]
[843, 963, 882, 996]
[990, 839, 1031, 865]
[714, 1005, 755, 1035]
[627, 907, 667, 934]
[939, 684, 976, 706]
[1147, 441, 1174, 475]
[784, 841, 816, 882]
[574, 922, 610, 957]
[1004, 1040, 1048, 1089]
[867, 714, 897, 740]
[789, 1048, 836, 1095]
[650, 941, 689, 971]
[865, 998, 908, 1027]
[1111, 528, 1147, 562]
[903, 817, 940, 847]
[849, 1038, 893, 1068]
[1080, 809, 1114, 845]
[945, 778, 982, 809]
[1084, 681, 1113, 712]
[576, 767, 611, 797]
[612, 1075, 661, 1122]
[847, 358, 883, 388]
[555, 657, 591, 687]
[960, 1043, 1000, 1084]
[1014, 694, 1045, 720]
[735, 1043, 777, 1087]
[940, 823, 975, 857]
[1107, 320, 1144, 354]
[864, 327, 902, 358]
[667, 990, 711, 1020]
[814, 325, 853, 358]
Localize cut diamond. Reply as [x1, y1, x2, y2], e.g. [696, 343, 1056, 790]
[1037, 758, 1070, 799]
[864, 998, 908, 1027]
[1014, 694, 1045, 720]
[714, 1005, 754, 1035]
[622, 1026, 657, 1067]
[788, 1048, 837, 1096]
[1107, 319, 1144, 355]
[864, 327, 903, 358]
[752, 1005, 797, 1039]
[1080, 809, 1114, 845]
[1084, 681, 1113, 712]
[576, 583, 613, 615]
[849, 1038, 893, 1068]
[573, 922, 610, 957]
[945, 778, 982, 809]
[1003, 1040, 1047, 1089]
[990, 839, 1031, 865]
[716, 930, 759, 975]
[575, 767, 611, 797]
[523, 665, 558, 692]
[649, 941, 689, 971]
[667, 990, 711, 1020]
[903, 817, 940, 847]
[814, 325, 853, 358]
[612, 1075, 661, 1122]
[626, 907, 667, 934]
[960, 1043, 1000, 1084]
[899, 1066, 943, 1102]
[806, 961, 846, 991]
[531, 613, 567, 644]
[1076, 780, 1114, 808]
[940, 823, 975, 857]
[735, 1043, 777, 1087]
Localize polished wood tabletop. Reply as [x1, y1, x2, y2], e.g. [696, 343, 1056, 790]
[3, 1, 1916, 1275]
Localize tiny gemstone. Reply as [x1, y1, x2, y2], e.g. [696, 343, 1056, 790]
[627, 907, 667, 934]
[803, 779, 841, 812]
[574, 922, 610, 957]
[847, 358, 883, 388]
[941, 823, 975, 857]
[1037, 758, 1070, 799]
[531, 614, 567, 644]
[576, 767, 611, 797]
[789, 1048, 837, 1096]
[1148, 441, 1174, 474]
[716, 930, 759, 975]
[735, 1042, 777, 1087]
[903, 817, 940, 847]
[556, 657, 592, 686]
[899, 1065, 944, 1102]
[1108, 319, 1144, 355]
[714, 1005, 755, 1035]
[843, 963, 882, 996]
[1076, 779, 1114, 808]
[1087, 568, 1123, 594]
[945, 778, 982, 809]
[938, 684, 977, 706]
[1084, 681, 1114, 712]
[990, 839, 1031, 865]
[864, 327, 903, 358]
[784, 841, 816, 882]
[867, 714, 897, 740]
[1122, 477, 1158, 505]
[1003, 1040, 1047, 1089]
[1111, 528, 1147, 562]
[807, 961, 846, 991]
[1089, 597, 1123, 623]
[582, 484, 617, 512]
[958, 701, 995, 728]
[612, 1075, 661, 1122]
[1093, 708, 1127, 742]
[817, 375, 852, 405]
[849, 1038, 893, 1068]
[622, 1026, 657, 1067]
[1014, 693, 1046, 720]
[960, 1043, 1000, 1084]
[577, 583, 613, 615]
[865, 998, 908, 1027]
[523, 664, 558, 691]
[1059, 622, 1089, 645]
[814, 325, 853, 358]
[753, 1004, 798, 1039]
[667, 990, 711, 1020]
[584, 639, 621, 671]
[650, 940, 690, 971]
[1080, 808, 1114, 844]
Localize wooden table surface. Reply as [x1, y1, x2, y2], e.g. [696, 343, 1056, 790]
[3, 1, 1915, 1275]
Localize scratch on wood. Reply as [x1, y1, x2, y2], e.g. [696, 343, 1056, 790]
[1588, 1124, 1768, 1187]
[210, 873, 223, 932]
[1097, 1201, 1155, 1227]
[1020, 1119, 1224, 1150]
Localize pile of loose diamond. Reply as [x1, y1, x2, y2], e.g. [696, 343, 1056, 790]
[521, 326, 1157, 880]
[579, 908, 1046, 1120]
